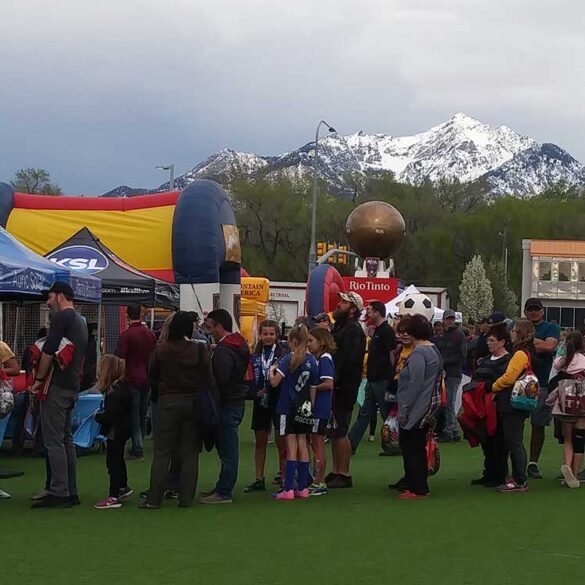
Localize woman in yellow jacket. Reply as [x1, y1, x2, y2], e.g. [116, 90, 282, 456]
[491, 319, 536, 493]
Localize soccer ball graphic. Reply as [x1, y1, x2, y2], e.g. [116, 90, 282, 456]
[398, 293, 434, 320]
[300, 400, 313, 418]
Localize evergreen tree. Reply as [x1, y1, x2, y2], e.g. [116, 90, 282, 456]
[458, 255, 494, 322]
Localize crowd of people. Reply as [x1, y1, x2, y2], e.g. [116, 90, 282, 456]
[2, 281, 581, 508]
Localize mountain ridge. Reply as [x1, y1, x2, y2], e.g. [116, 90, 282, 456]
[103, 113, 585, 198]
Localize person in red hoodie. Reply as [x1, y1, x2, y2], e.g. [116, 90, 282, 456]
[200, 309, 250, 504]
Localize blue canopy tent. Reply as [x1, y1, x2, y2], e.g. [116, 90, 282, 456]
[0, 226, 101, 302]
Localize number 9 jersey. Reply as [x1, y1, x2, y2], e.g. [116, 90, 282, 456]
[275, 352, 319, 416]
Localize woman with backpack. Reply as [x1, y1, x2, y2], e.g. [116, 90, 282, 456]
[395, 314, 443, 500]
[546, 330, 585, 488]
[492, 319, 536, 493]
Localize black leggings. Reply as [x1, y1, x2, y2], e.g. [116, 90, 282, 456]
[106, 434, 130, 498]
[400, 426, 429, 495]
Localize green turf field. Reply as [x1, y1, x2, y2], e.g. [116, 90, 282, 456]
[1, 407, 583, 585]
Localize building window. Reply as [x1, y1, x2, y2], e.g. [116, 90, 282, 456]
[546, 306, 560, 324]
[539, 261, 552, 281]
[579, 264, 585, 282]
[561, 307, 575, 328]
[558, 261, 572, 282]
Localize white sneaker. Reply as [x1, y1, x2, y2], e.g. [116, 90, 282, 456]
[31, 489, 51, 501]
[561, 465, 580, 489]
[0, 488, 11, 499]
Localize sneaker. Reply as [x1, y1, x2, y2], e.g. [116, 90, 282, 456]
[308, 483, 328, 497]
[555, 472, 564, 481]
[31, 489, 51, 501]
[561, 465, 580, 489]
[199, 493, 232, 504]
[273, 489, 294, 500]
[497, 481, 528, 493]
[165, 489, 179, 500]
[31, 495, 73, 509]
[126, 452, 145, 461]
[0, 488, 11, 499]
[294, 488, 309, 499]
[199, 489, 216, 498]
[94, 497, 122, 510]
[244, 479, 266, 493]
[69, 494, 81, 506]
[326, 474, 353, 489]
[484, 481, 503, 488]
[271, 473, 283, 486]
[526, 462, 543, 479]
[398, 491, 428, 500]
[578, 470, 585, 483]
[119, 487, 133, 500]
[139, 489, 149, 498]
[324, 472, 338, 484]
[470, 477, 487, 486]
[368, 435, 375, 442]
[388, 478, 408, 491]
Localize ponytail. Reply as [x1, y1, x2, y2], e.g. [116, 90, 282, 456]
[289, 325, 309, 371]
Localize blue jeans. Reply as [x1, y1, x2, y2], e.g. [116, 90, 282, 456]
[439, 375, 461, 438]
[214, 405, 245, 499]
[348, 380, 391, 451]
[130, 386, 150, 456]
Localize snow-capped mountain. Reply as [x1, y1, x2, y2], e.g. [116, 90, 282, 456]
[103, 113, 585, 198]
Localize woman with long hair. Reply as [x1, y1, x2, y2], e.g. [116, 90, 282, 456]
[140, 311, 215, 509]
[547, 330, 585, 487]
[492, 319, 536, 493]
[269, 325, 319, 500]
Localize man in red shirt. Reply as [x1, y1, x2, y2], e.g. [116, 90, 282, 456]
[117, 304, 156, 460]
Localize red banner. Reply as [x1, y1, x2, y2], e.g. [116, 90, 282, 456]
[342, 277, 399, 303]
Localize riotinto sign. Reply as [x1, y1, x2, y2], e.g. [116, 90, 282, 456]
[341, 276, 399, 303]
[48, 245, 110, 275]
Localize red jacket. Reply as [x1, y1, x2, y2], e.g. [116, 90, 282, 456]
[457, 381, 497, 447]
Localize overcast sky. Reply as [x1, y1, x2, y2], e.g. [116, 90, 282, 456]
[1, 0, 583, 195]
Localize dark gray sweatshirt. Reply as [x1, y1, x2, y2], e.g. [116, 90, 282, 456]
[397, 345, 443, 430]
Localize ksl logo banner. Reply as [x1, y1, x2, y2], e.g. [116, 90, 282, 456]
[48, 246, 109, 275]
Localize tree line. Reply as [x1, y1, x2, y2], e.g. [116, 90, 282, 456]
[12, 167, 585, 316]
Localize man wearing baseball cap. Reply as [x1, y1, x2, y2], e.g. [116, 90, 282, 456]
[523, 297, 560, 479]
[435, 309, 467, 442]
[30, 282, 88, 509]
[326, 291, 366, 489]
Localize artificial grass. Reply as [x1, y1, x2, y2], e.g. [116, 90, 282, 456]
[2, 406, 584, 585]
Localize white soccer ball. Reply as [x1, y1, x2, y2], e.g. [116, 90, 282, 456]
[398, 293, 434, 320]
[300, 400, 313, 418]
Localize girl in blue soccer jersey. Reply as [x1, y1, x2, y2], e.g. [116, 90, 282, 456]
[269, 325, 319, 500]
[307, 328, 336, 496]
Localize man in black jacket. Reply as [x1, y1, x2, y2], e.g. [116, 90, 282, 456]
[435, 309, 467, 442]
[326, 292, 366, 489]
[201, 309, 250, 504]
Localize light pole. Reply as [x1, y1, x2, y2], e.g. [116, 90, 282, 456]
[156, 164, 175, 191]
[308, 120, 336, 275]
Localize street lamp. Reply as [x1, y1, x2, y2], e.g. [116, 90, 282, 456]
[308, 120, 336, 275]
[155, 164, 175, 191]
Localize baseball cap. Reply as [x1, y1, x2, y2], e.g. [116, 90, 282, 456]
[44, 281, 75, 299]
[488, 311, 506, 324]
[314, 312, 331, 324]
[443, 309, 456, 319]
[339, 291, 364, 312]
[524, 298, 544, 311]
